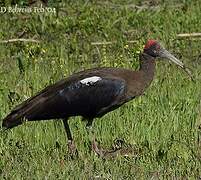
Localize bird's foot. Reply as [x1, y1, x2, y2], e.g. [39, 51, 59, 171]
[91, 138, 106, 157]
[68, 140, 78, 158]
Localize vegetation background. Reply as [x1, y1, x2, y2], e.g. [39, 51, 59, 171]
[0, 0, 201, 179]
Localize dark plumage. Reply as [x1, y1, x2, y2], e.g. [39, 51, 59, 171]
[2, 40, 187, 155]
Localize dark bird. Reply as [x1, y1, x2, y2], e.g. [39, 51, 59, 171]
[2, 40, 189, 156]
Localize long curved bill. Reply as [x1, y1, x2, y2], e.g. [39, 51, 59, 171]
[160, 49, 184, 68]
[159, 48, 194, 81]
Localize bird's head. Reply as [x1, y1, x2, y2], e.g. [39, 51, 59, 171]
[143, 39, 184, 68]
[143, 39, 193, 80]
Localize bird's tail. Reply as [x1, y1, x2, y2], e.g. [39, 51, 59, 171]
[2, 109, 25, 129]
[2, 96, 38, 129]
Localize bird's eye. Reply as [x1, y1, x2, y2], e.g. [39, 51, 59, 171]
[153, 50, 157, 54]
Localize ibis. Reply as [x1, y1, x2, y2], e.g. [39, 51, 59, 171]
[2, 40, 191, 156]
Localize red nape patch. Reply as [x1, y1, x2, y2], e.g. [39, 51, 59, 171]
[144, 39, 157, 49]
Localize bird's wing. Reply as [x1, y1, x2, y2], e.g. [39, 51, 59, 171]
[8, 75, 126, 121]
[57, 76, 127, 118]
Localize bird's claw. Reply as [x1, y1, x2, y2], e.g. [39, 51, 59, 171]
[91, 138, 105, 157]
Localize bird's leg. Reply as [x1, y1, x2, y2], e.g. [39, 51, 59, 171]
[86, 120, 105, 157]
[62, 119, 77, 156]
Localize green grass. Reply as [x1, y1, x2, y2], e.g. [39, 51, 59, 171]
[1, 0, 201, 178]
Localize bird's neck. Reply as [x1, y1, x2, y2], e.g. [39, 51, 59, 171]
[139, 53, 156, 86]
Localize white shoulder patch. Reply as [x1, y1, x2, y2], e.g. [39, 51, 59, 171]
[80, 76, 102, 86]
